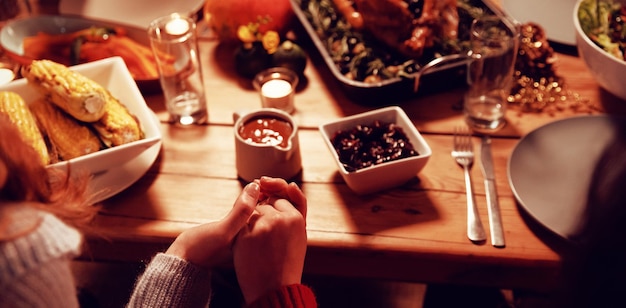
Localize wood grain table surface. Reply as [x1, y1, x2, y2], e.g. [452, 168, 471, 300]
[59, 1, 626, 293]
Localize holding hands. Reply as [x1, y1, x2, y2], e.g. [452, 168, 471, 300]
[234, 177, 308, 304]
[163, 176, 310, 305]
[164, 178, 259, 268]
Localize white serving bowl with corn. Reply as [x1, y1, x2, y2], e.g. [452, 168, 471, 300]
[0, 56, 161, 178]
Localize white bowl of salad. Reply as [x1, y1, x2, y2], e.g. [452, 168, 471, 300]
[574, 0, 626, 101]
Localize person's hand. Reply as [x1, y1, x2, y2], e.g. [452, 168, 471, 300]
[233, 177, 308, 304]
[164, 182, 260, 268]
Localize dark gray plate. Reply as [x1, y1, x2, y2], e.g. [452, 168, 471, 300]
[508, 115, 626, 240]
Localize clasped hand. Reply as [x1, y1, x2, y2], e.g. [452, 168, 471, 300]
[165, 176, 308, 304]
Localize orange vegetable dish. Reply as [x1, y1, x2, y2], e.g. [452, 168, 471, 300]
[23, 26, 160, 80]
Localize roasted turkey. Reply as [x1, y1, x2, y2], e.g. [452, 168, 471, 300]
[341, 0, 460, 58]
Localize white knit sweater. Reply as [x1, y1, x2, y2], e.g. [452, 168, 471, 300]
[0, 209, 82, 307]
[0, 206, 213, 308]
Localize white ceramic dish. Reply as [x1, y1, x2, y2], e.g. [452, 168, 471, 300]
[0, 14, 160, 92]
[319, 106, 432, 195]
[508, 115, 626, 240]
[59, 0, 205, 29]
[501, 0, 578, 46]
[0, 56, 162, 204]
[574, 0, 626, 101]
[87, 127, 161, 204]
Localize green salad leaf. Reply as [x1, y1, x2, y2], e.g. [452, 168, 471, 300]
[578, 0, 623, 59]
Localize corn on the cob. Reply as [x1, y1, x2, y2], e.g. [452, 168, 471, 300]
[92, 94, 143, 147]
[21, 60, 107, 122]
[29, 98, 102, 161]
[0, 91, 50, 165]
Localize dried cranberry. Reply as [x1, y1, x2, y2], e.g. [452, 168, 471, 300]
[330, 121, 418, 172]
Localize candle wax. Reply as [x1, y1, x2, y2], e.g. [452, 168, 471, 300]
[261, 79, 292, 98]
[260, 79, 295, 112]
[165, 18, 190, 35]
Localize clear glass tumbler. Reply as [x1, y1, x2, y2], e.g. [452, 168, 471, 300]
[464, 15, 520, 132]
[148, 13, 208, 125]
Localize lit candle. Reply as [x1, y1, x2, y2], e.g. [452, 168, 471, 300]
[261, 79, 294, 113]
[165, 18, 190, 35]
[0, 68, 15, 86]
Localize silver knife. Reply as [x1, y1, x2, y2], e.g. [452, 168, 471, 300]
[480, 136, 505, 247]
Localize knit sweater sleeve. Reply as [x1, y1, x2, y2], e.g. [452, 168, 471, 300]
[0, 211, 83, 308]
[127, 253, 212, 308]
[248, 284, 318, 308]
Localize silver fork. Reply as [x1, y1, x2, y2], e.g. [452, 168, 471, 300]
[452, 127, 486, 242]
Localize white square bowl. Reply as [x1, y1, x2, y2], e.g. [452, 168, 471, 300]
[319, 106, 432, 195]
[0, 56, 162, 174]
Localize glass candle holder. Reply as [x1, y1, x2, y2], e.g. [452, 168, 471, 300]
[148, 13, 208, 125]
[253, 67, 299, 114]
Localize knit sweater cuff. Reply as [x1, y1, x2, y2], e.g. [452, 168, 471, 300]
[248, 284, 318, 308]
[0, 211, 82, 282]
[127, 253, 211, 307]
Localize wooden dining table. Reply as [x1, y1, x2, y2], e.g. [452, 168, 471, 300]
[76, 3, 626, 295]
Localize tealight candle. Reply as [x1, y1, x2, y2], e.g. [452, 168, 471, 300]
[165, 18, 190, 35]
[253, 67, 299, 114]
[261, 79, 293, 111]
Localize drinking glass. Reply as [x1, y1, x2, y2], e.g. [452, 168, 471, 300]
[464, 15, 520, 132]
[148, 13, 208, 125]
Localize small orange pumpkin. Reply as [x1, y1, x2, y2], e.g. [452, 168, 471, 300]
[203, 0, 295, 42]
